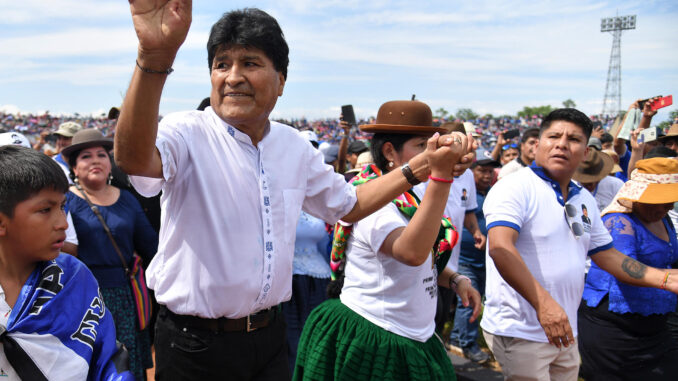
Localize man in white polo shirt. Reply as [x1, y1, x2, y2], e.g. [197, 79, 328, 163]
[113, 2, 469, 380]
[481, 108, 678, 380]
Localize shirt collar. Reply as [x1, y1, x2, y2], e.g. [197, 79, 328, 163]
[207, 106, 270, 146]
[529, 162, 582, 206]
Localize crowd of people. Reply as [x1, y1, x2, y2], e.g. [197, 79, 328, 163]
[1, 1, 678, 381]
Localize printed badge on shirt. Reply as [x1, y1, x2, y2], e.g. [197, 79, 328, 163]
[580, 204, 592, 233]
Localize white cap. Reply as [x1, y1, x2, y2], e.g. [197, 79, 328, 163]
[299, 130, 319, 143]
[463, 122, 481, 137]
[0, 132, 31, 148]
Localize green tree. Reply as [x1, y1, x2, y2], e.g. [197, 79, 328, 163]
[562, 99, 576, 108]
[456, 108, 478, 121]
[657, 109, 678, 131]
[435, 107, 449, 119]
[517, 105, 554, 118]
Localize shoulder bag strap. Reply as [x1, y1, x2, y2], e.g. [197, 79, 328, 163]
[73, 182, 130, 274]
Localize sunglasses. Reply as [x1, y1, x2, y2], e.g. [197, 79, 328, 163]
[502, 143, 518, 151]
[564, 203, 584, 239]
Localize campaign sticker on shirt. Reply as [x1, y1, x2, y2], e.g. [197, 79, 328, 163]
[580, 204, 592, 233]
[461, 188, 469, 207]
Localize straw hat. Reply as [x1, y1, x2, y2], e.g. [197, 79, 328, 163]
[359, 100, 446, 135]
[602, 149, 623, 174]
[659, 124, 678, 142]
[346, 151, 375, 175]
[602, 157, 678, 215]
[572, 149, 614, 183]
[60, 129, 113, 159]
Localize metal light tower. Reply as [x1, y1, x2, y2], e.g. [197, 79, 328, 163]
[600, 15, 636, 117]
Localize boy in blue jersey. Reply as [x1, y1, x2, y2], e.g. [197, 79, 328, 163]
[0, 145, 132, 380]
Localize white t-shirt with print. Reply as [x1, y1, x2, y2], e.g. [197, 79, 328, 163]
[0, 285, 18, 379]
[481, 166, 613, 343]
[340, 202, 438, 342]
[414, 169, 477, 271]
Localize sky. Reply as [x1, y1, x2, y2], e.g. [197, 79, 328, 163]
[1, 0, 677, 124]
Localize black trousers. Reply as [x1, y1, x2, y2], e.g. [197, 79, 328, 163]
[578, 298, 678, 381]
[154, 307, 290, 381]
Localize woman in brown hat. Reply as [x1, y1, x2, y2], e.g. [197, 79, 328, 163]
[294, 101, 480, 380]
[579, 157, 678, 380]
[62, 129, 157, 380]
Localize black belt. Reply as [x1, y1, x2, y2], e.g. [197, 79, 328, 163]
[160, 305, 279, 333]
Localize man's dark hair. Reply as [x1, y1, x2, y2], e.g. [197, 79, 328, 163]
[207, 8, 289, 80]
[600, 132, 614, 145]
[645, 146, 677, 159]
[0, 146, 68, 217]
[520, 128, 540, 144]
[370, 133, 416, 172]
[540, 108, 593, 140]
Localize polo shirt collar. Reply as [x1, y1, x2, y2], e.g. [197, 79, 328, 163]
[529, 162, 581, 206]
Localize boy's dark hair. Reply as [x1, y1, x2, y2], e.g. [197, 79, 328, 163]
[370, 133, 417, 172]
[600, 132, 614, 145]
[0, 146, 68, 217]
[520, 128, 540, 144]
[645, 146, 677, 159]
[540, 108, 593, 140]
[207, 8, 289, 80]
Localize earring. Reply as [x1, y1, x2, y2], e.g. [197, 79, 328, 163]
[388, 162, 395, 168]
[107, 173, 113, 185]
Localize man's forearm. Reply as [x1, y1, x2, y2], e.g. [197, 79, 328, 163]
[464, 212, 480, 234]
[114, 54, 173, 177]
[490, 245, 550, 310]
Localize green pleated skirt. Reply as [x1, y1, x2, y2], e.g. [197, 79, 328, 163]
[293, 298, 456, 381]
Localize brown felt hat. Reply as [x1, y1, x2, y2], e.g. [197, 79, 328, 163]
[572, 149, 614, 183]
[659, 124, 678, 141]
[359, 100, 446, 135]
[61, 128, 113, 159]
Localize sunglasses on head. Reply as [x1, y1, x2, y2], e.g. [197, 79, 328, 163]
[502, 143, 518, 151]
[564, 203, 584, 239]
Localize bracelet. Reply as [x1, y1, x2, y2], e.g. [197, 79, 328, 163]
[661, 272, 670, 290]
[428, 175, 453, 184]
[449, 274, 470, 292]
[136, 60, 174, 75]
[401, 163, 421, 186]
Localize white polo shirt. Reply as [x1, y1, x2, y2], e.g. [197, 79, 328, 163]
[130, 107, 357, 318]
[414, 169, 477, 271]
[340, 202, 438, 342]
[480, 165, 612, 343]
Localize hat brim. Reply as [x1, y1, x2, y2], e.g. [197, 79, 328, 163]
[473, 159, 501, 168]
[61, 139, 113, 159]
[359, 124, 447, 135]
[572, 152, 614, 183]
[610, 164, 623, 174]
[619, 183, 678, 204]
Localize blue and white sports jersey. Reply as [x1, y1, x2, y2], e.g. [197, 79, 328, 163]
[0, 254, 133, 380]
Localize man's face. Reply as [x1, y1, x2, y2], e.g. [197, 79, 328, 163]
[500, 148, 519, 165]
[0, 189, 68, 263]
[348, 153, 359, 167]
[520, 137, 538, 162]
[472, 164, 495, 192]
[535, 121, 589, 183]
[55, 135, 73, 151]
[210, 45, 285, 132]
[663, 137, 678, 153]
[581, 181, 599, 193]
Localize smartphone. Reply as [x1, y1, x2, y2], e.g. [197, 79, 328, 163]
[637, 127, 658, 144]
[638, 96, 659, 110]
[502, 129, 520, 140]
[341, 105, 357, 125]
[649, 95, 672, 111]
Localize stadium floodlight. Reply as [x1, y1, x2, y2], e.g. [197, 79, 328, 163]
[600, 14, 637, 117]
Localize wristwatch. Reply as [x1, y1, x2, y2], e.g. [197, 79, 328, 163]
[401, 163, 421, 186]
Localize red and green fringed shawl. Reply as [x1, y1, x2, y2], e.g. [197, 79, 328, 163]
[330, 164, 459, 280]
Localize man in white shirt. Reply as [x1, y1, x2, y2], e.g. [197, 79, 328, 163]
[113, 3, 470, 380]
[482, 108, 678, 380]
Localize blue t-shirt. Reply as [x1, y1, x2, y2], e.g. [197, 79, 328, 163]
[583, 212, 678, 315]
[66, 190, 158, 288]
[458, 191, 488, 269]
